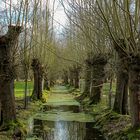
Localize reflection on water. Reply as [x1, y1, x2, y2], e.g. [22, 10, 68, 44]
[33, 119, 105, 140]
[54, 121, 68, 140]
[27, 88, 105, 140]
[42, 105, 80, 113]
[54, 122, 69, 140]
[53, 121, 86, 140]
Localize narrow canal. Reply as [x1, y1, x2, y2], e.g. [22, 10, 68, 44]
[26, 86, 105, 140]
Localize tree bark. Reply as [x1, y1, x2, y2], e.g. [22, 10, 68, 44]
[83, 61, 92, 97]
[113, 64, 129, 114]
[113, 40, 129, 114]
[90, 66, 105, 104]
[63, 70, 69, 85]
[72, 65, 81, 89]
[0, 80, 16, 125]
[50, 79, 55, 87]
[77, 60, 92, 100]
[74, 70, 80, 88]
[24, 71, 28, 109]
[44, 78, 50, 90]
[89, 55, 107, 104]
[129, 55, 140, 128]
[69, 68, 74, 87]
[0, 25, 22, 126]
[108, 78, 113, 109]
[31, 59, 43, 100]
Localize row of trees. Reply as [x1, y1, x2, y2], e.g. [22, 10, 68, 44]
[0, 0, 140, 131]
[59, 0, 140, 128]
[0, 0, 59, 128]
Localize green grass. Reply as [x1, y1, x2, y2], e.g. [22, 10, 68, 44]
[15, 81, 33, 90]
[34, 111, 94, 122]
[102, 82, 116, 95]
[14, 81, 33, 99]
[13, 81, 116, 100]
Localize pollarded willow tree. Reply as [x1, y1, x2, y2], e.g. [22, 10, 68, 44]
[29, 0, 57, 100]
[61, 22, 84, 88]
[16, 0, 55, 102]
[62, 0, 111, 104]
[55, 40, 82, 88]
[0, 25, 22, 127]
[0, 0, 25, 126]
[96, 0, 140, 127]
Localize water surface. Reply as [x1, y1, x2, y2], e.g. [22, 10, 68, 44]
[26, 86, 105, 140]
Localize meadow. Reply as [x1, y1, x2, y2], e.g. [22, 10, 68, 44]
[14, 81, 33, 99]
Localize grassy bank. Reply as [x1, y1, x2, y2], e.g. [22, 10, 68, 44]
[76, 82, 140, 140]
[0, 81, 49, 140]
[90, 100, 140, 140]
[0, 101, 43, 140]
[14, 81, 33, 99]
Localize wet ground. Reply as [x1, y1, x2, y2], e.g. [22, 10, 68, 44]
[26, 86, 105, 140]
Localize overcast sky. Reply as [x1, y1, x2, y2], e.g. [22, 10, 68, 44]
[50, 0, 67, 34]
[0, 0, 67, 32]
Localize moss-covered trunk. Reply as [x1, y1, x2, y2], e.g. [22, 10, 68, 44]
[0, 80, 16, 125]
[89, 55, 107, 104]
[77, 59, 92, 100]
[83, 60, 92, 97]
[31, 59, 43, 100]
[129, 55, 140, 128]
[0, 25, 21, 126]
[113, 57, 128, 114]
[63, 70, 69, 85]
[113, 40, 129, 114]
[74, 70, 80, 89]
[72, 65, 81, 89]
[44, 77, 50, 90]
[69, 68, 74, 87]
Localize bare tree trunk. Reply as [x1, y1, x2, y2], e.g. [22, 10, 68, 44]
[90, 71, 104, 104]
[24, 71, 28, 109]
[69, 68, 74, 87]
[31, 59, 43, 100]
[0, 80, 16, 125]
[84, 62, 92, 96]
[32, 64, 39, 100]
[38, 70, 43, 99]
[44, 78, 50, 90]
[63, 70, 69, 85]
[113, 66, 128, 114]
[77, 60, 92, 100]
[108, 78, 113, 109]
[89, 55, 107, 104]
[72, 65, 81, 89]
[0, 25, 22, 126]
[74, 70, 80, 88]
[50, 79, 55, 87]
[129, 55, 140, 128]
[113, 40, 128, 114]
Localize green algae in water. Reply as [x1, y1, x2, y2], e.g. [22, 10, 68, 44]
[51, 86, 69, 93]
[43, 100, 80, 106]
[26, 137, 42, 140]
[36, 87, 93, 122]
[26, 85, 105, 140]
[51, 85, 74, 94]
[44, 94, 80, 106]
[52, 86, 68, 90]
[34, 111, 94, 122]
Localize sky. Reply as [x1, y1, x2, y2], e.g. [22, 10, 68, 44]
[49, 0, 69, 37]
[51, 0, 67, 27]
[0, 0, 67, 34]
